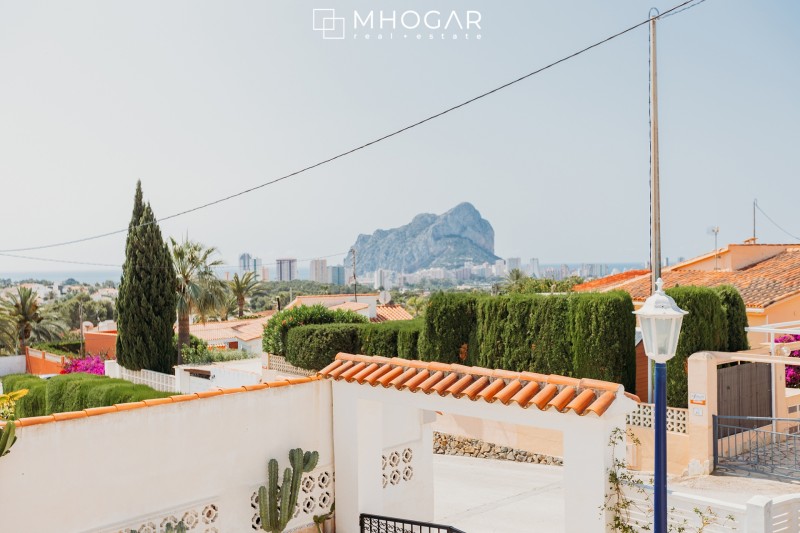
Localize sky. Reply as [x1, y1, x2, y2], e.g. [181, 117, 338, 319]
[0, 0, 798, 274]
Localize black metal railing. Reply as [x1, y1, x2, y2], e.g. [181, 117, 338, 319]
[714, 414, 800, 480]
[360, 513, 466, 533]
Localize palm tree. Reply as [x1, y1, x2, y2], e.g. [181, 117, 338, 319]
[0, 313, 19, 355]
[504, 268, 528, 292]
[171, 238, 228, 363]
[1, 287, 67, 354]
[229, 271, 264, 318]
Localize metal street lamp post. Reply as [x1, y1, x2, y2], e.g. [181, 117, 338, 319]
[633, 278, 687, 533]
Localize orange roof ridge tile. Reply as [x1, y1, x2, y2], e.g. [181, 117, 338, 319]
[586, 391, 616, 417]
[328, 360, 355, 379]
[377, 366, 405, 387]
[477, 378, 506, 402]
[530, 384, 559, 410]
[567, 389, 597, 415]
[546, 375, 580, 387]
[445, 375, 474, 397]
[52, 411, 88, 422]
[547, 386, 577, 412]
[319, 360, 344, 375]
[579, 378, 621, 393]
[418, 371, 445, 393]
[363, 364, 393, 385]
[495, 380, 523, 404]
[518, 372, 549, 384]
[340, 362, 368, 381]
[404, 370, 431, 392]
[352, 363, 380, 382]
[390, 367, 419, 389]
[510, 381, 540, 406]
[462, 376, 490, 400]
[431, 373, 460, 395]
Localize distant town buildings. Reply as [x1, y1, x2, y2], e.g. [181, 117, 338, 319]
[310, 259, 328, 283]
[260, 266, 270, 282]
[528, 258, 541, 278]
[328, 265, 346, 286]
[239, 253, 253, 272]
[373, 269, 392, 290]
[276, 258, 297, 281]
[507, 257, 522, 272]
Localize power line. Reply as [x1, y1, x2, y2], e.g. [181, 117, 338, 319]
[755, 203, 800, 241]
[0, 251, 349, 271]
[661, 0, 708, 18]
[0, 0, 701, 255]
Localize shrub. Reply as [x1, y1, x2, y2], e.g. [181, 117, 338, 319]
[263, 305, 368, 356]
[0, 373, 170, 417]
[32, 340, 83, 356]
[360, 320, 422, 358]
[569, 291, 636, 392]
[713, 285, 750, 352]
[62, 355, 106, 375]
[397, 320, 423, 359]
[286, 324, 364, 370]
[665, 286, 728, 407]
[418, 293, 483, 364]
[182, 345, 254, 365]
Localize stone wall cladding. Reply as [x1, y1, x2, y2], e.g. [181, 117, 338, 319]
[433, 432, 563, 466]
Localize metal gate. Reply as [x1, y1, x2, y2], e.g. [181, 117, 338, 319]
[714, 415, 800, 480]
[717, 362, 772, 429]
[360, 514, 466, 533]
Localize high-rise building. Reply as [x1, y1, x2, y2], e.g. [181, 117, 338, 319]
[494, 259, 506, 278]
[276, 258, 297, 281]
[373, 269, 392, 290]
[239, 253, 253, 272]
[328, 265, 345, 286]
[507, 257, 522, 272]
[260, 267, 270, 282]
[310, 259, 328, 283]
[252, 257, 263, 273]
[529, 258, 541, 278]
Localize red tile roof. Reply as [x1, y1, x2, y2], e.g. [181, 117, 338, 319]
[371, 304, 414, 323]
[595, 249, 800, 308]
[0, 376, 320, 429]
[573, 270, 651, 293]
[318, 353, 638, 417]
[188, 315, 273, 342]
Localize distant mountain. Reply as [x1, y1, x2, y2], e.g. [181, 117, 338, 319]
[352, 202, 500, 274]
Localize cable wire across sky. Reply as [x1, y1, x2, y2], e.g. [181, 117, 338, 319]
[0, 0, 705, 266]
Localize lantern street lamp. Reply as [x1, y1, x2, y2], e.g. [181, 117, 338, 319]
[633, 278, 687, 533]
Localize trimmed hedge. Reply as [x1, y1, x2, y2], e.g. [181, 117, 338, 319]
[713, 285, 750, 352]
[361, 320, 424, 359]
[665, 286, 729, 407]
[1, 373, 171, 418]
[263, 304, 368, 356]
[569, 291, 636, 392]
[418, 293, 483, 364]
[285, 324, 364, 371]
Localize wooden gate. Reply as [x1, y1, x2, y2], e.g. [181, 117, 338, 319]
[717, 362, 772, 429]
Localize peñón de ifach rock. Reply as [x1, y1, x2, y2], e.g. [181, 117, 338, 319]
[351, 202, 499, 274]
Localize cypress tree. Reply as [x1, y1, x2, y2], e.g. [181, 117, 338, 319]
[115, 182, 177, 372]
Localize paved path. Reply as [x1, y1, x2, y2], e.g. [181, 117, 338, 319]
[433, 454, 800, 533]
[434, 455, 565, 533]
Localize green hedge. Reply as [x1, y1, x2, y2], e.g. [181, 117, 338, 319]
[263, 304, 368, 356]
[285, 324, 364, 371]
[418, 293, 483, 364]
[665, 286, 729, 407]
[569, 291, 636, 392]
[360, 320, 424, 359]
[713, 285, 750, 352]
[1, 373, 171, 418]
[397, 320, 422, 359]
[32, 340, 83, 356]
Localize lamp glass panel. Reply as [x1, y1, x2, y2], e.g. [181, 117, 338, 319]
[655, 318, 673, 358]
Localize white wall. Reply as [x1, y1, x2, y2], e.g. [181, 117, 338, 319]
[0, 355, 25, 377]
[0, 380, 334, 533]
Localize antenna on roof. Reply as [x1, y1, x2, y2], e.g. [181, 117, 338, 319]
[707, 226, 720, 270]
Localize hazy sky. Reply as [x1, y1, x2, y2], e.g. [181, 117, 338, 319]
[0, 0, 798, 273]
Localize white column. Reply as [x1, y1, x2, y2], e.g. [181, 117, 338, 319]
[745, 495, 772, 533]
[562, 418, 618, 533]
[332, 383, 384, 533]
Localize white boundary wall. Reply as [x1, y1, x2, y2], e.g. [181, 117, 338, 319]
[105, 360, 178, 393]
[0, 355, 25, 377]
[0, 380, 333, 532]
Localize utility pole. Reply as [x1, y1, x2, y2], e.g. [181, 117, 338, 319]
[650, 11, 661, 295]
[350, 248, 358, 302]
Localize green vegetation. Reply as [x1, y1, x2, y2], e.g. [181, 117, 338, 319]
[249, 280, 362, 312]
[48, 292, 115, 330]
[263, 304, 368, 357]
[31, 339, 82, 356]
[1, 373, 171, 418]
[116, 181, 177, 373]
[258, 448, 319, 533]
[171, 237, 228, 363]
[0, 421, 18, 458]
[229, 272, 265, 318]
[713, 284, 750, 352]
[360, 320, 423, 358]
[504, 274, 584, 294]
[397, 321, 422, 359]
[286, 324, 364, 370]
[664, 286, 729, 407]
[0, 286, 67, 355]
[418, 292, 483, 365]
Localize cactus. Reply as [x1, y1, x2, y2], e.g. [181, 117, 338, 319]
[0, 421, 17, 458]
[258, 448, 319, 532]
[164, 522, 187, 533]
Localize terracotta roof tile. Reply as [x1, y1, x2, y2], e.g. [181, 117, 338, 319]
[11, 377, 320, 429]
[579, 249, 800, 309]
[319, 353, 632, 417]
[371, 304, 415, 323]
